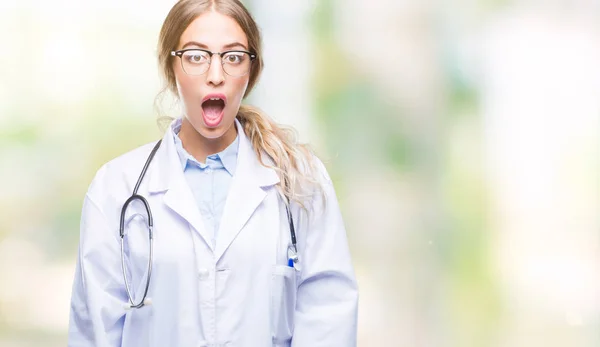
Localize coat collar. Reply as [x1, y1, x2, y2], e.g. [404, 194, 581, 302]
[146, 117, 280, 260]
[148, 118, 279, 193]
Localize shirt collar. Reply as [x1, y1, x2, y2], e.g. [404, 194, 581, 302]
[171, 118, 239, 176]
[217, 133, 239, 175]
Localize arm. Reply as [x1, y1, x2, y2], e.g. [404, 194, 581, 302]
[292, 165, 359, 347]
[68, 190, 127, 347]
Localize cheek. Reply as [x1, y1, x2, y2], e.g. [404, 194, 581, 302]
[230, 77, 250, 104]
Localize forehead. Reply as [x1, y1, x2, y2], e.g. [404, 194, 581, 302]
[179, 11, 248, 49]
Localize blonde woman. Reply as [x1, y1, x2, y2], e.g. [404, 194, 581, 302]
[68, 0, 358, 346]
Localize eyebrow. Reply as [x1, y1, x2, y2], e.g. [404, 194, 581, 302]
[181, 41, 248, 51]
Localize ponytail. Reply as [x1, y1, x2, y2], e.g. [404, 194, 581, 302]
[236, 104, 323, 209]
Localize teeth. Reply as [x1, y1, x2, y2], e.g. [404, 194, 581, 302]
[210, 98, 220, 101]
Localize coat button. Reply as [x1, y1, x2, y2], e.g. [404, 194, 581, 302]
[198, 268, 210, 280]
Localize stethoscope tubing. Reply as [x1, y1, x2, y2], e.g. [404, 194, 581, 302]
[119, 138, 298, 310]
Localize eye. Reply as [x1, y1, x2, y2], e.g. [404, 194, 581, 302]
[223, 52, 245, 64]
[183, 51, 209, 64]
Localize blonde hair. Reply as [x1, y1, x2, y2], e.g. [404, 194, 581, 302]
[155, 0, 323, 207]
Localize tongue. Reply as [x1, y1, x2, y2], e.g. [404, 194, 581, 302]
[202, 100, 225, 127]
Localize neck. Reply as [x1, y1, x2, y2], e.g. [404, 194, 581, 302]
[178, 118, 237, 163]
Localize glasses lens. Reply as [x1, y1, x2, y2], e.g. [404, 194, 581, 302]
[222, 51, 252, 77]
[181, 50, 210, 75]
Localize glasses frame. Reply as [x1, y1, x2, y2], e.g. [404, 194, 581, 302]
[170, 48, 257, 77]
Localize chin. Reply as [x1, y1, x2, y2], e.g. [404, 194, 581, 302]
[198, 125, 228, 139]
[191, 115, 236, 140]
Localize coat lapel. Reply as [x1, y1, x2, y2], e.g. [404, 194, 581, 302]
[147, 122, 213, 251]
[214, 119, 279, 262]
[146, 118, 280, 259]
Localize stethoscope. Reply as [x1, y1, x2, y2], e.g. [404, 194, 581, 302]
[119, 139, 299, 310]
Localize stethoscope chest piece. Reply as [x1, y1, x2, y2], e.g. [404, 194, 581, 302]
[287, 244, 301, 271]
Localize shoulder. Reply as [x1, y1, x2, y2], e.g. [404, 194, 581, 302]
[310, 153, 333, 185]
[297, 152, 337, 213]
[86, 140, 160, 203]
[291, 153, 344, 237]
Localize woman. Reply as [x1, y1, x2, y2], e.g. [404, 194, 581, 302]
[68, 1, 358, 346]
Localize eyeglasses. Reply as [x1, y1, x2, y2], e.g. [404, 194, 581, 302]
[171, 49, 256, 77]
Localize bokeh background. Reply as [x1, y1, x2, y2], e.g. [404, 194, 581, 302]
[1, 0, 599, 346]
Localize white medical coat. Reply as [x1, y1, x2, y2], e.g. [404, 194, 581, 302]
[67, 119, 359, 347]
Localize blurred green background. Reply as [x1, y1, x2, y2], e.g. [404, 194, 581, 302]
[1, 0, 598, 346]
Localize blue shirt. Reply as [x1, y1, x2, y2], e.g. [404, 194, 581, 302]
[171, 118, 239, 247]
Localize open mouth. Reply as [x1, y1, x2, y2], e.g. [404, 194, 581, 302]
[201, 95, 226, 127]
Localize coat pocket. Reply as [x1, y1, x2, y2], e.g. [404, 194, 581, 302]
[270, 265, 297, 346]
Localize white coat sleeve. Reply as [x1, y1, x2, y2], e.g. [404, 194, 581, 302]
[68, 188, 127, 346]
[291, 165, 359, 347]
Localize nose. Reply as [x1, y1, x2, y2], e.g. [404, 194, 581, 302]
[206, 55, 225, 86]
